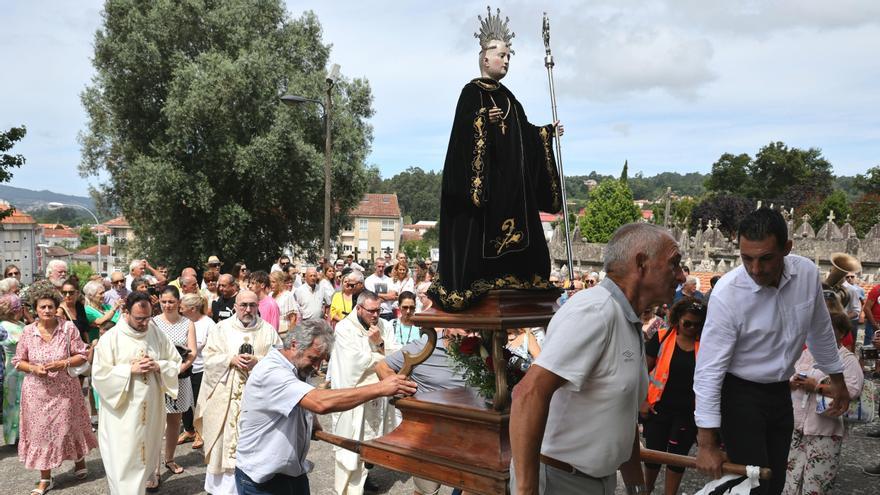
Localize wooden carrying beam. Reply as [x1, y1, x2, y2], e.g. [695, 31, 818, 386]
[640, 447, 772, 480]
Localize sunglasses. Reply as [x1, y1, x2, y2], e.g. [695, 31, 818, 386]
[587, 280, 596, 286]
[208, 263, 221, 267]
[111, 279, 125, 285]
[681, 320, 704, 329]
[400, 305, 416, 311]
[344, 283, 358, 288]
[61, 290, 77, 296]
[6, 271, 19, 276]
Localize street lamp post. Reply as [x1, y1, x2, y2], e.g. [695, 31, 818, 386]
[281, 63, 340, 261]
[47, 202, 103, 276]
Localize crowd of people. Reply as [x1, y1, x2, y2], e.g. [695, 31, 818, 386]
[0, 210, 877, 495]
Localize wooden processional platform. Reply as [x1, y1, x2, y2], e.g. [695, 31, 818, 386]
[362, 289, 559, 495]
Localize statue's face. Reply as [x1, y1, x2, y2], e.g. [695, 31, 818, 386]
[482, 41, 510, 81]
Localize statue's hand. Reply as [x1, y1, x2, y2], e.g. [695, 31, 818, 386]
[488, 106, 503, 124]
[553, 120, 564, 137]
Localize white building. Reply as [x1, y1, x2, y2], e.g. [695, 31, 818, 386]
[0, 204, 39, 284]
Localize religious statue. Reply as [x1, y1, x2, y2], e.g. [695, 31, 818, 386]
[427, 6, 563, 312]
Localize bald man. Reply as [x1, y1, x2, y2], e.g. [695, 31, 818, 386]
[195, 290, 282, 495]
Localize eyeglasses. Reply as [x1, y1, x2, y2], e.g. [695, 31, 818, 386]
[680, 320, 703, 329]
[400, 305, 416, 312]
[236, 303, 258, 309]
[586, 280, 596, 286]
[344, 283, 358, 288]
[358, 305, 380, 314]
[111, 279, 125, 285]
[845, 275, 855, 279]
[61, 290, 77, 296]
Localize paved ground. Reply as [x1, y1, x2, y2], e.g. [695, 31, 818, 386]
[0, 413, 878, 495]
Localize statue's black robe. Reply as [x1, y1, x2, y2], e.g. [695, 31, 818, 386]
[428, 78, 562, 312]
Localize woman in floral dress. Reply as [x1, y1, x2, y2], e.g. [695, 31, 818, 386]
[0, 294, 25, 445]
[12, 282, 97, 494]
[152, 285, 196, 476]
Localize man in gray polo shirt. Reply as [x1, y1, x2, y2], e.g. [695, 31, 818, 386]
[510, 223, 686, 495]
[377, 328, 468, 495]
[234, 320, 417, 495]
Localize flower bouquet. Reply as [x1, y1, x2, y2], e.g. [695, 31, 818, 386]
[446, 332, 528, 402]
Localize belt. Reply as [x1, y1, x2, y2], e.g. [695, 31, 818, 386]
[539, 454, 601, 480]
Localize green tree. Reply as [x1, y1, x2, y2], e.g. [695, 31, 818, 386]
[70, 263, 95, 287]
[690, 194, 754, 237]
[854, 165, 880, 195]
[79, 1, 373, 270]
[422, 225, 439, 246]
[704, 153, 751, 195]
[578, 179, 640, 243]
[850, 193, 880, 237]
[748, 142, 833, 206]
[620, 160, 628, 183]
[815, 190, 851, 230]
[375, 166, 442, 222]
[78, 225, 98, 249]
[0, 125, 27, 220]
[400, 239, 430, 260]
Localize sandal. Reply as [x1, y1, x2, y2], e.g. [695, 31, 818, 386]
[73, 457, 88, 480]
[30, 477, 54, 495]
[191, 432, 203, 450]
[145, 472, 161, 492]
[176, 431, 196, 445]
[164, 460, 184, 474]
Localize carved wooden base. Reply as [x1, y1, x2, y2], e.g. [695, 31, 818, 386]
[362, 388, 510, 495]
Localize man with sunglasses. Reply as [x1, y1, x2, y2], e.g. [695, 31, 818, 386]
[328, 290, 400, 494]
[103, 271, 129, 306]
[694, 208, 848, 495]
[842, 272, 865, 344]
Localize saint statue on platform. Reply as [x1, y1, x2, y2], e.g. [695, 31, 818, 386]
[428, 7, 563, 312]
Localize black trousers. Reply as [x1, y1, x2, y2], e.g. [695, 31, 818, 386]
[182, 371, 203, 433]
[720, 373, 793, 495]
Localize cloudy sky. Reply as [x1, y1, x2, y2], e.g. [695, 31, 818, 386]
[2, 0, 879, 197]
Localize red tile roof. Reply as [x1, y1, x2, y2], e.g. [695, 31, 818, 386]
[401, 230, 422, 242]
[104, 216, 130, 227]
[539, 212, 561, 222]
[350, 194, 400, 218]
[42, 227, 79, 239]
[0, 209, 36, 225]
[76, 245, 111, 256]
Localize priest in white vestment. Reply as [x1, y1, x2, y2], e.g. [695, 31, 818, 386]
[92, 292, 182, 494]
[194, 290, 282, 495]
[329, 290, 401, 494]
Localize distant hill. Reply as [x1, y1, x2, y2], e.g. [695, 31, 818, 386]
[0, 185, 94, 212]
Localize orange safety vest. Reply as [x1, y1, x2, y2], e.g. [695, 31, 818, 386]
[646, 327, 699, 407]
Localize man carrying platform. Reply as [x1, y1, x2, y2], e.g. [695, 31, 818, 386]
[510, 223, 685, 495]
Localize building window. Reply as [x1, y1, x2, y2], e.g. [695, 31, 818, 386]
[381, 219, 395, 232]
[358, 240, 368, 252]
[380, 240, 395, 252]
[359, 219, 369, 232]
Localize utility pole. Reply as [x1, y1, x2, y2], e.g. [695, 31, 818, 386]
[663, 187, 672, 229]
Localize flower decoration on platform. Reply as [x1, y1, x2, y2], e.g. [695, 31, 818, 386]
[447, 331, 527, 400]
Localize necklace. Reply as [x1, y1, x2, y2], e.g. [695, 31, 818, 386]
[488, 95, 512, 135]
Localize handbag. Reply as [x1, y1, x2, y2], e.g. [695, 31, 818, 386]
[176, 345, 193, 379]
[815, 380, 877, 424]
[67, 323, 91, 378]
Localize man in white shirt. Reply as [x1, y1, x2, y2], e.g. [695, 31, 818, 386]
[843, 272, 864, 340]
[694, 208, 849, 495]
[364, 259, 395, 320]
[234, 320, 415, 494]
[293, 267, 325, 321]
[510, 223, 685, 495]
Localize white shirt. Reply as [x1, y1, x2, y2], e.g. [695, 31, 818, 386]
[236, 348, 314, 483]
[293, 283, 324, 321]
[536, 278, 648, 478]
[364, 273, 393, 315]
[843, 281, 862, 317]
[191, 315, 217, 374]
[693, 255, 844, 429]
[388, 277, 415, 310]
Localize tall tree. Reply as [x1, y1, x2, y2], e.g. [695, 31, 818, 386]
[620, 160, 628, 184]
[704, 152, 751, 195]
[578, 179, 640, 243]
[0, 125, 27, 220]
[79, 1, 373, 269]
[854, 165, 880, 195]
[374, 166, 442, 222]
[748, 142, 833, 207]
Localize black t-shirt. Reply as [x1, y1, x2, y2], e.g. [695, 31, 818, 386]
[646, 331, 696, 413]
[212, 295, 236, 323]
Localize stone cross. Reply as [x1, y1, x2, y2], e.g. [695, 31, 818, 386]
[352, 246, 360, 262]
[383, 246, 394, 258]
[368, 246, 377, 262]
[827, 210, 835, 223]
[756, 200, 762, 210]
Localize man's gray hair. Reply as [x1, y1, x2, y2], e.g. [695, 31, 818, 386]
[346, 270, 364, 284]
[281, 319, 335, 353]
[603, 223, 672, 274]
[0, 277, 19, 295]
[129, 259, 142, 272]
[180, 275, 197, 286]
[82, 280, 105, 299]
[356, 289, 380, 306]
[46, 259, 68, 278]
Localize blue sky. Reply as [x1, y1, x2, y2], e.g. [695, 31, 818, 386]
[2, 0, 879, 197]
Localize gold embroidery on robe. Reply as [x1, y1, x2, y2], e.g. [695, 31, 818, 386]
[471, 112, 487, 207]
[427, 274, 554, 311]
[492, 218, 524, 255]
[539, 127, 561, 211]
